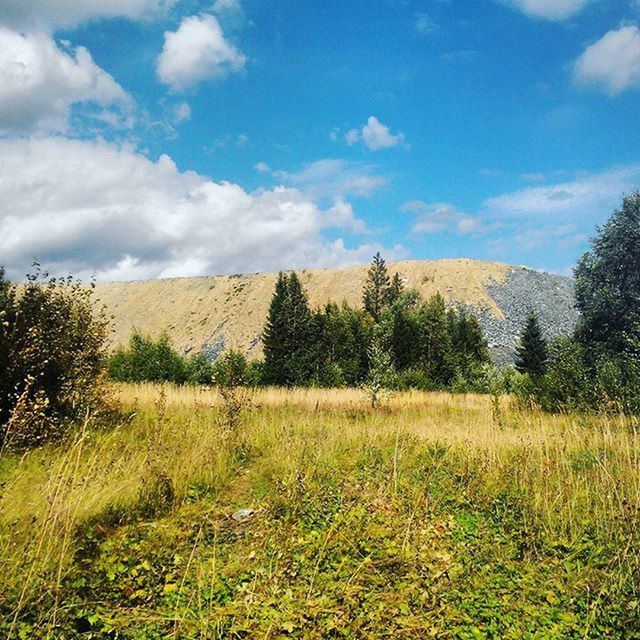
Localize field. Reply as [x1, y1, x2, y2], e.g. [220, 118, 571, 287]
[1, 384, 639, 639]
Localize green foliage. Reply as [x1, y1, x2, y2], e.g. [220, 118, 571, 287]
[363, 335, 395, 407]
[515, 311, 549, 378]
[0, 264, 110, 449]
[362, 252, 402, 321]
[262, 272, 314, 386]
[108, 332, 189, 384]
[575, 191, 640, 361]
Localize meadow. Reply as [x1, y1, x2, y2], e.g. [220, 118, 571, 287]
[1, 384, 639, 638]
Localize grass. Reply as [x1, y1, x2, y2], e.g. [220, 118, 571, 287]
[0, 383, 639, 638]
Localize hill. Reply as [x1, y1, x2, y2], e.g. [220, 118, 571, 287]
[94, 258, 578, 361]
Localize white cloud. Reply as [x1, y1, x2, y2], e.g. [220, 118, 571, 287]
[486, 165, 640, 218]
[520, 172, 546, 182]
[573, 25, 640, 95]
[172, 101, 191, 124]
[0, 138, 389, 281]
[345, 116, 406, 151]
[345, 128, 360, 146]
[325, 200, 368, 234]
[502, 0, 592, 21]
[415, 13, 438, 34]
[269, 159, 389, 200]
[157, 14, 246, 91]
[213, 0, 242, 13]
[0, 0, 175, 31]
[255, 161, 271, 173]
[362, 116, 405, 150]
[0, 28, 132, 135]
[404, 201, 480, 234]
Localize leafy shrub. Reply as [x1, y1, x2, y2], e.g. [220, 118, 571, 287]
[108, 332, 189, 384]
[0, 265, 110, 449]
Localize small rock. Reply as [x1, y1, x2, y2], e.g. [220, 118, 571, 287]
[231, 508, 256, 523]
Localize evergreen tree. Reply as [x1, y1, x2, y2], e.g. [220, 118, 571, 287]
[262, 272, 289, 385]
[363, 252, 391, 321]
[574, 192, 640, 359]
[515, 311, 549, 378]
[416, 293, 456, 386]
[386, 272, 405, 306]
[452, 309, 490, 376]
[262, 272, 313, 386]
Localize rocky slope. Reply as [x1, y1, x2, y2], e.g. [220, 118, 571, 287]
[94, 259, 579, 361]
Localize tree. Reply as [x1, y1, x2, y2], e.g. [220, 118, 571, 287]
[515, 311, 548, 378]
[387, 272, 405, 306]
[415, 294, 456, 386]
[363, 252, 391, 321]
[108, 331, 188, 384]
[574, 191, 640, 360]
[451, 309, 490, 377]
[262, 272, 313, 386]
[1, 265, 110, 449]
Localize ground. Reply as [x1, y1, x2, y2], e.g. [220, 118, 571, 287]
[1, 385, 638, 638]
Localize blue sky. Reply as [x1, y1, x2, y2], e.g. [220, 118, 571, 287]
[1, 0, 639, 280]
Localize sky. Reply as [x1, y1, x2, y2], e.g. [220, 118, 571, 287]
[1, 0, 639, 281]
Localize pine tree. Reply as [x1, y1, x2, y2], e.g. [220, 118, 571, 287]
[515, 311, 549, 378]
[363, 252, 391, 322]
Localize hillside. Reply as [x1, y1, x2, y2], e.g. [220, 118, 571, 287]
[94, 258, 578, 360]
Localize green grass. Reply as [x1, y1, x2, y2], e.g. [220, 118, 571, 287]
[0, 384, 639, 638]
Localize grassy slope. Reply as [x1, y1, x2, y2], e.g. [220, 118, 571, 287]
[93, 259, 511, 357]
[1, 385, 639, 638]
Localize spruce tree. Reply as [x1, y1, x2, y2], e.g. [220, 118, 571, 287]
[262, 272, 290, 385]
[363, 252, 391, 322]
[386, 272, 404, 306]
[515, 311, 549, 378]
[262, 272, 313, 386]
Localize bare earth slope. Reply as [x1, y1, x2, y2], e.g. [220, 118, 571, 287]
[94, 259, 578, 360]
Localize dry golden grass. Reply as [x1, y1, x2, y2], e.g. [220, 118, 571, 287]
[93, 259, 512, 357]
[1, 383, 638, 637]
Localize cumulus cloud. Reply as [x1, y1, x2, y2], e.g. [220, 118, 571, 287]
[573, 25, 640, 95]
[0, 0, 174, 31]
[157, 14, 246, 91]
[0, 28, 132, 135]
[501, 0, 592, 21]
[0, 138, 388, 281]
[345, 116, 406, 151]
[403, 201, 480, 234]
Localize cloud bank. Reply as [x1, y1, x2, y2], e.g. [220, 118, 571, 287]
[0, 138, 391, 281]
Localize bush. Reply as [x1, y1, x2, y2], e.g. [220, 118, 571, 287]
[0, 265, 110, 449]
[108, 332, 189, 384]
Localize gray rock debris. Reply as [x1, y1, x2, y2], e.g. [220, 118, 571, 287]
[478, 268, 579, 364]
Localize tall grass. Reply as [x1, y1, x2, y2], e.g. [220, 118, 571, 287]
[1, 383, 638, 637]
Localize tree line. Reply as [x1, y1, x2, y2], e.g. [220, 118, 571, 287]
[109, 253, 491, 392]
